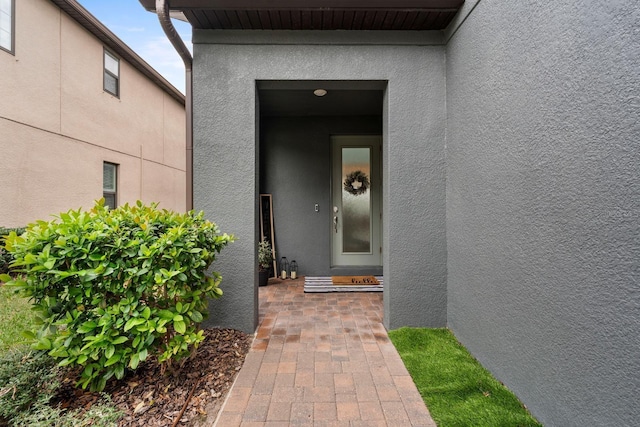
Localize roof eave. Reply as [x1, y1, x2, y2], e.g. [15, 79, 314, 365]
[139, 0, 464, 11]
[138, 0, 464, 31]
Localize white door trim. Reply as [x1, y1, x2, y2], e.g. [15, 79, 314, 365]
[331, 135, 382, 267]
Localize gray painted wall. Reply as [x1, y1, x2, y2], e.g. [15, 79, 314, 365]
[446, 2, 640, 425]
[194, 31, 448, 332]
[260, 116, 382, 277]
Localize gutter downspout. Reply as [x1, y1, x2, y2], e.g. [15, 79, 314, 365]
[156, 0, 193, 211]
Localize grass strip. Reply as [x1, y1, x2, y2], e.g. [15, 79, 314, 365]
[0, 283, 37, 353]
[388, 327, 542, 427]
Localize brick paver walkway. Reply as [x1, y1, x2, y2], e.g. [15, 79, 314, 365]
[214, 278, 436, 426]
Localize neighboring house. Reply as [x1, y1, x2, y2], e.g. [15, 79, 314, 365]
[142, 1, 640, 426]
[0, 0, 186, 228]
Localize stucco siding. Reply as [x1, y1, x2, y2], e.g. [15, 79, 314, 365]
[446, 1, 640, 425]
[0, 0, 61, 133]
[163, 94, 187, 171]
[58, 11, 177, 163]
[0, 0, 186, 227]
[141, 159, 187, 212]
[1, 121, 97, 219]
[194, 33, 447, 332]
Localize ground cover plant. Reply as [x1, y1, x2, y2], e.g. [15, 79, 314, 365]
[0, 287, 122, 427]
[388, 327, 542, 427]
[0, 345, 123, 427]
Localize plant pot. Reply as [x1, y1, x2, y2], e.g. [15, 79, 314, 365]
[259, 269, 269, 287]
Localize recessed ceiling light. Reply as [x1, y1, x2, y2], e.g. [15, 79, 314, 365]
[313, 89, 327, 97]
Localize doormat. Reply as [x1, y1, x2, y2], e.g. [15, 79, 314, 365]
[332, 276, 379, 285]
[304, 276, 383, 293]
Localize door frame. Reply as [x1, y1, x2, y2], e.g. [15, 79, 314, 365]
[331, 135, 383, 268]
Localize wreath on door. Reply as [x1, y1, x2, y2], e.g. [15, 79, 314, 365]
[343, 170, 370, 196]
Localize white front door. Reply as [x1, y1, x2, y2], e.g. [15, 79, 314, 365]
[331, 135, 382, 267]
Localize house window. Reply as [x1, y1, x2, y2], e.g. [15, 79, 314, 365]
[0, 0, 14, 54]
[103, 49, 120, 96]
[103, 162, 117, 209]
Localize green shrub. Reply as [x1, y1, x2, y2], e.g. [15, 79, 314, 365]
[0, 346, 122, 427]
[1, 200, 233, 392]
[0, 346, 60, 423]
[0, 227, 25, 275]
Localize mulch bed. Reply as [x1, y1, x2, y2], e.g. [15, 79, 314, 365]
[52, 328, 252, 426]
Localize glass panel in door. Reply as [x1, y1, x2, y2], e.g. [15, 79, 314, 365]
[342, 147, 371, 253]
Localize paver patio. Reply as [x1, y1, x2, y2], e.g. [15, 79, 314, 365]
[213, 277, 436, 426]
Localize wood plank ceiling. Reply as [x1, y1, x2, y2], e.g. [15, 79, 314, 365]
[139, 1, 465, 31]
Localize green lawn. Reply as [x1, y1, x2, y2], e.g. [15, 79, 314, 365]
[388, 327, 542, 427]
[0, 283, 37, 353]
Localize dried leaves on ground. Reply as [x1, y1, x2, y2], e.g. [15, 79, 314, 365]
[52, 328, 251, 427]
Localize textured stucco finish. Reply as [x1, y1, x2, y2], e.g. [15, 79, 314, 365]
[0, 0, 186, 227]
[446, 2, 640, 425]
[194, 32, 447, 332]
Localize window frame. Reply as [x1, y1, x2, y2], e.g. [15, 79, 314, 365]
[103, 162, 118, 209]
[0, 0, 15, 55]
[103, 48, 120, 97]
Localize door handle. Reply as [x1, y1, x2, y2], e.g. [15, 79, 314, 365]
[333, 215, 338, 233]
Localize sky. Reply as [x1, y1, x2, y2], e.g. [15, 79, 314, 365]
[77, 0, 192, 94]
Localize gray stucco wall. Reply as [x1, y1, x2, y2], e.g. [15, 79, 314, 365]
[261, 116, 382, 277]
[194, 31, 448, 332]
[446, 2, 640, 425]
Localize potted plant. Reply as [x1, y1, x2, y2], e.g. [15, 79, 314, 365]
[258, 240, 273, 287]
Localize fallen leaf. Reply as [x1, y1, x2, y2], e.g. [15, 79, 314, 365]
[134, 401, 146, 414]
